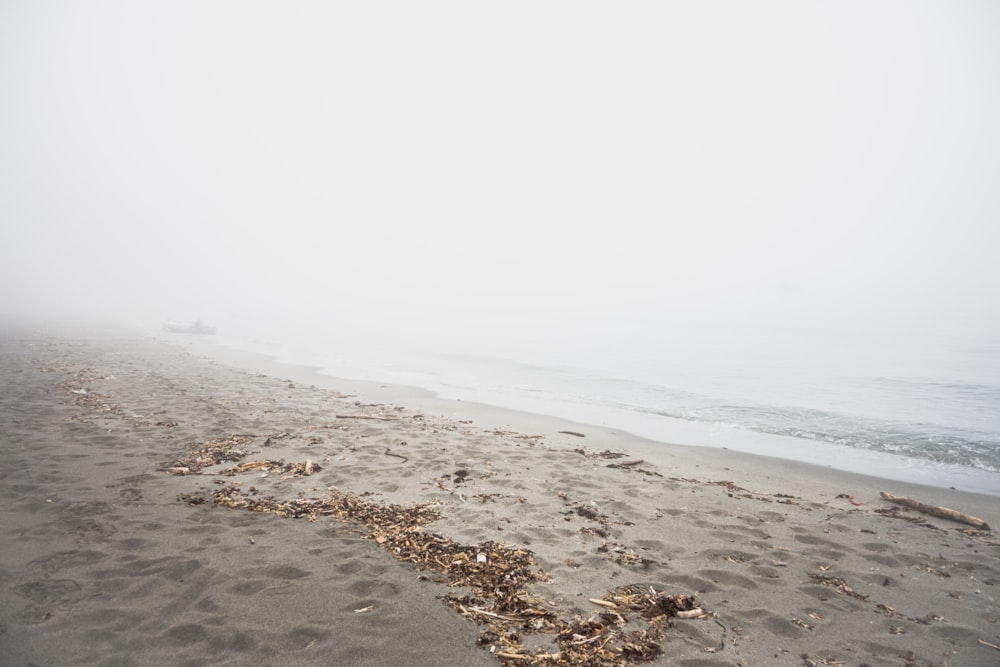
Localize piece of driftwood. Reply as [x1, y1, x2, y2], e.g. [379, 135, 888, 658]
[880, 492, 990, 530]
[589, 598, 618, 608]
[336, 414, 394, 421]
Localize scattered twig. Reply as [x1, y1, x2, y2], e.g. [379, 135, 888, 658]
[383, 448, 409, 463]
[809, 574, 869, 600]
[336, 414, 394, 421]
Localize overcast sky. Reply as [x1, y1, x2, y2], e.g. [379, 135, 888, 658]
[2, 1, 999, 344]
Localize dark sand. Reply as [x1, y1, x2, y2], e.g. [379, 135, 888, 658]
[1, 328, 998, 666]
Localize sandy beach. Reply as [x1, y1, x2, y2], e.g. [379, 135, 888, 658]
[2, 328, 998, 666]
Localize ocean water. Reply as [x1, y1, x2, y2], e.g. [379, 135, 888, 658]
[211, 322, 1000, 494]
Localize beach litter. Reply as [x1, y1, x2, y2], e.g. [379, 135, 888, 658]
[219, 459, 320, 477]
[808, 574, 869, 601]
[879, 491, 991, 530]
[835, 494, 863, 506]
[167, 434, 257, 474]
[605, 460, 663, 477]
[177, 477, 703, 666]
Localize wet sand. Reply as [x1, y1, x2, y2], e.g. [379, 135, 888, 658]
[1, 328, 998, 666]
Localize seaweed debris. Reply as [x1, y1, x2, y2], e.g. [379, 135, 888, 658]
[217, 459, 321, 477]
[167, 435, 258, 474]
[167, 413, 702, 665]
[808, 574, 869, 601]
[180, 482, 702, 666]
[71, 390, 126, 416]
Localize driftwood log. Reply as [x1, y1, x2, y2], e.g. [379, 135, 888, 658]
[879, 492, 991, 530]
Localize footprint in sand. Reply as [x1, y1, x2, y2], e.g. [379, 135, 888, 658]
[15, 578, 84, 605]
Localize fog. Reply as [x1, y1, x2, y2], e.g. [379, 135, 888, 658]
[2, 1, 999, 351]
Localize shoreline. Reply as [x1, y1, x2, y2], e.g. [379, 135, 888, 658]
[3, 327, 998, 666]
[180, 332, 1000, 499]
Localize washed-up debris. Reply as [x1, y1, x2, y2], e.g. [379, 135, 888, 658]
[873, 505, 939, 529]
[218, 459, 320, 477]
[880, 492, 991, 531]
[912, 613, 943, 625]
[49, 366, 102, 385]
[876, 603, 901, 618]
[808, 574, 869, 600]
[49, 370, 124, 416]
[605, 460, 663, 477]
[569, 449, 630, 460]
[918, 564, 951, 578]
[336, 413, 395, 421]
[204, 483, 441, 523]
[180, 480, 701, 666]
[167, 435, 257, 474]
[383, 447, 408, 463]
[711, 480, 781, 502]
[177, 493, 207, 505]
[668, 477, 802, 505]
[801, 654, 847, 667]
[572, 504, 610, 523]
[73, 390, 125, 415]
[598, 585, 701, 619]
[457, 584, 701, 665]
[581, 526, 611, 539]
[609, 548, 657, 569]
[163, 397, 701, 665]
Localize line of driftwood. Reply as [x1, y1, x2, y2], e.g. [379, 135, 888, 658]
[170, 433, 704, 665]
[880, 492, 990, 531]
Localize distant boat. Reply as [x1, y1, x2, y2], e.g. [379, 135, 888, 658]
[162, 319, 217, 335]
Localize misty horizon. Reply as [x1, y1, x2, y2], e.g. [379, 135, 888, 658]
[2, 2, 999, 347]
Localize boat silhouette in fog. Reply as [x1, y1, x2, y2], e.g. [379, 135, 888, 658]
[162, 319, 217, 335]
